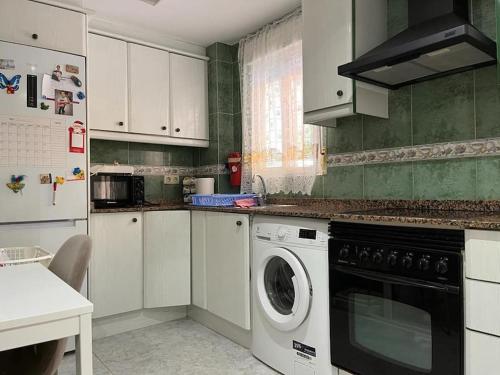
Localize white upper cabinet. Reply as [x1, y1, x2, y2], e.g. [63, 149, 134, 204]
[88, 34, 129, 132]
[129, 44, 171, 136]
[88, 34, 209, 147]
[170, 54, 209, 140]
[0, 0, 86, 56]
[303, 0, 388, 125]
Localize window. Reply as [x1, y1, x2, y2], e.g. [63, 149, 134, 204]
[239, 9, 325, 195]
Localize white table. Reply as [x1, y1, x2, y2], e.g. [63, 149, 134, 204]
[0, 263, 93, 374]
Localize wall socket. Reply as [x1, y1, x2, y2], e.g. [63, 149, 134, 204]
[163, 175, 180, 185]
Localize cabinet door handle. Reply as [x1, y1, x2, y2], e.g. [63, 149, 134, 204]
[32, 33, 39, 40]
[175, 128, 181, 133]
[161, 126, 167, 130]
[236, 220, 242, 226]
[337, 90, 344, 97]
[132, 218, 138, 223]
[118, 121, 124, 126]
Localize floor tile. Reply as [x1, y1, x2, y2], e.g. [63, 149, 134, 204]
[60, 319, 277, 375]
[59, 353, 111, 375]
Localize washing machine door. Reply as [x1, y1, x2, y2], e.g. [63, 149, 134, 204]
[256, 246, 311, 332]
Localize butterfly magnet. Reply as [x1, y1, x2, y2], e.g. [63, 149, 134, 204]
[6, 175, 26, 194]
[0, 73, 21, 94]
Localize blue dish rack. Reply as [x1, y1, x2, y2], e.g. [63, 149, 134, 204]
[191, 194, 256, 207]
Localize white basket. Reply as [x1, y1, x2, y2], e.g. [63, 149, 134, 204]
[0, 246, 54, 268]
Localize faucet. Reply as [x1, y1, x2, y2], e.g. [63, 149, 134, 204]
[253, 174, 267, 206]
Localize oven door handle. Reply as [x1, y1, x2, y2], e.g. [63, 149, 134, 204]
[334, 265, 459, 294]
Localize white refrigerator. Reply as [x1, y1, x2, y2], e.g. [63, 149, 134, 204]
[0, 41, 88, 325]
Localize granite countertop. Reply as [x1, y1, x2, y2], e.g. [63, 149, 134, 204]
[331, 208, 500, 231]
[90, 199, 500, 231]
[91, 203, 186, 213]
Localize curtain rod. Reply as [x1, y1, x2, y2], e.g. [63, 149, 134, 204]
[239, 7, 302, 44]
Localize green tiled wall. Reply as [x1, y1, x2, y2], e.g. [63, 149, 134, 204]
[195, 42, 242, 194]
[312, 0, 500, 200]
[90, 140, 194, 201]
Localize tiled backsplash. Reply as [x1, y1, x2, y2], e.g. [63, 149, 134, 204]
[308, 0, 500, 200]
[194, 42, 242, 194]
[90, 140, 194, 201]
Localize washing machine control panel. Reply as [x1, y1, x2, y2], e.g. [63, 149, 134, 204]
[254, 223, 328, 247]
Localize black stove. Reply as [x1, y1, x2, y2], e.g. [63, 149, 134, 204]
[329, 222, 464, 375]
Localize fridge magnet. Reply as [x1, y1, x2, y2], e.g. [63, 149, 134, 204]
[27, 74, 37, 108]
[51, 65, 63, 81]
[0, 59, 15, 70]
[0, 73, 21, 94]
[54, 89, 73, 116]
[6, 175, 26, 194]
[40, 102, 50, 110]
[52, 176, 65, 206]
[76, 91, 86, 100]
[69, 120, 85, 153]
[41, 74, 81, 103]
[65, 64, 79, 74]
[70, 75, 82, 87]
[69, 167, 85, 181]
[39, 173, 52, 184]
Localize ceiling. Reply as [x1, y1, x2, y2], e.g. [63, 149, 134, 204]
[80, 0, 301, 47]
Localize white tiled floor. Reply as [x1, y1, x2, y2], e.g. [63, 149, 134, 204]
[59, 318, 278, 375]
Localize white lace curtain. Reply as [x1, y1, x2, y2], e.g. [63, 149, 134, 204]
[238, 8, 325, 196]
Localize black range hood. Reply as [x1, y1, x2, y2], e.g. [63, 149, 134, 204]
[338, 0, 497, 89]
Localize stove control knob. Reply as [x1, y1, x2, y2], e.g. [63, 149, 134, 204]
[402, 255, 413, 269]
[435, 260, 449, 275]
[418, 257, 430, 271]
[372, 251, 383, 264]
[276, 227, 287, 240]
[359, 250, 370, 262]
[339, 247, 350, 259]
[387, 252, 398, 267]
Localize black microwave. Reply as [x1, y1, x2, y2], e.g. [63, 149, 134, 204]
[91, 174, 145, 208]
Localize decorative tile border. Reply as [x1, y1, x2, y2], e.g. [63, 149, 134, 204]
[327, 137, 500, 167]
[194, 164, 228, 175]
[91, 164, 228, 177]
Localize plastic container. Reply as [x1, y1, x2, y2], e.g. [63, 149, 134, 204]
[191, 194, 256, 207]
[195, 178, 215, 195]
[0, 246, 53, 267]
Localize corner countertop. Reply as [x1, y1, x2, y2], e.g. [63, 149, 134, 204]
[90, 199, 500, 231]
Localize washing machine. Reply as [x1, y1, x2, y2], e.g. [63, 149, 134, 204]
[251, 216, 337, 375]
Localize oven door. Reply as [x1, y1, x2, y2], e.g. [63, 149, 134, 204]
[330, 265, 462, 375]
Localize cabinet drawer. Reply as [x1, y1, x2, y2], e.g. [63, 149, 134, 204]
[465, 230, 500, 282]
[0, 0, 86, 56]
[466, 279, 500, 336]
[466, 330, 500, 375]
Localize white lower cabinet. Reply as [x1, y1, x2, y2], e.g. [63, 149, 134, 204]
[191, 211, 251, 330]
[466, 330, 500, 375]
[191, 211, 207, 309]
[144, 211, 191, 308]
[90, 211, 191, 319]
[90, 212, 143, 319]
[465, 229, 500, 375]
[466, 279, 500, 336]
